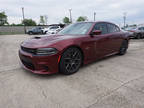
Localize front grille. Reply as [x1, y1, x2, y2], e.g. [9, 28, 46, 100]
[21, 46, 36, 54]
[22, 60, 35, 70]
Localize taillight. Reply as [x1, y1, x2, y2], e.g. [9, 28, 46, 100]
[129, 30, 135, 32]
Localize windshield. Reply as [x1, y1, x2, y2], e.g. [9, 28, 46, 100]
[58, 22, 93, 35]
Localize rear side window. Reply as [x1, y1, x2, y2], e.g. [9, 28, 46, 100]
[50, 26, 59, 29]
[107, 24, 120, 33]
[93, 23, 108, 34]
[138, 27, 144, 30]
[115, 26, 120, 32]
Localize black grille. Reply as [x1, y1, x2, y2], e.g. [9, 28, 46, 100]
[22, 60, 35, 70]
[21, 46, 36, 54]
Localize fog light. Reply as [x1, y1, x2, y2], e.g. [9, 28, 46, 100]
[43, 66, 49, 71]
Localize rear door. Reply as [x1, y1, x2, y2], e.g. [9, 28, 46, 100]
[33, 28, 37, 33]
[141, 27, 144, 35]
[37, 27, 42, 33]
[107, 23, 123, 52]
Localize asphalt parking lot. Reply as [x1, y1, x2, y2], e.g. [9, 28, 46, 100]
[0, 34, 144, 108]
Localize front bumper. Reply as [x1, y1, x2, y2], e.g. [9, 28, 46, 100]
[19, 49, 60, 74]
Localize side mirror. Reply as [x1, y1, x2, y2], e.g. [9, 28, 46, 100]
[91, 30, 102, 35]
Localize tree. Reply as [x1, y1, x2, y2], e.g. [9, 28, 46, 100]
[0, 12, 8, 26]
[22, 19, 36, 26]
[63, 17, 70, 24]
[39, 15, 48, 25]
[11, 23, 23, 26]
[77, 16, 88, 22]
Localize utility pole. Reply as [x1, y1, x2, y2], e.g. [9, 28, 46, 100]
[22, 7, 26, 34]
[69, 9, 72, 23]
[94, 12, 96, 21]
[123, 12, 127, 29]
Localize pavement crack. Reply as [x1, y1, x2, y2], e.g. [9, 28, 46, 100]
[42, 90, 47, 99]
[86, 74, 144, 108]
[34, 80, 48, 99]
[124, 85, 144, 95]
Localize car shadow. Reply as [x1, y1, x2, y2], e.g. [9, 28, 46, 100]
[22, 68, 63, 80]
[81, 54, 118, 69]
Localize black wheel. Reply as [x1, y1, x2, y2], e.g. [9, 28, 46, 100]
[29, 32, 33, 35]
[119, 40, 128, 55]
[142, 34, 144, 39]
[59, 47, 82, 75]
[136, 34, 141, 39]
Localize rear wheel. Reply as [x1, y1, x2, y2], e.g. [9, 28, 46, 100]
[142, 34, 144, 38]
[59, 47, 82, 75]
[118, 40, 128, 55]
[136, 34, 141, 39]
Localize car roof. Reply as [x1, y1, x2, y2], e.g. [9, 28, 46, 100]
[76, 21, 117, 25]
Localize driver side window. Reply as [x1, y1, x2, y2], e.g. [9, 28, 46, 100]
[93, 23, 108, 34]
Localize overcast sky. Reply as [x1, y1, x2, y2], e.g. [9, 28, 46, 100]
[0, 0, 144, 26]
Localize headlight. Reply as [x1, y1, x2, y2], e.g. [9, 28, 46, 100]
[36, 48, 58, 55]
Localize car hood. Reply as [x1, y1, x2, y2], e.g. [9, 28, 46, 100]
[21, 35, 80, 48]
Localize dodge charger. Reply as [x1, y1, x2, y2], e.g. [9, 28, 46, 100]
[19, 22, 129, 75]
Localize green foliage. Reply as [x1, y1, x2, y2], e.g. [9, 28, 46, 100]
[16, 24, 23, 26]
[0, 12, 8, 26]
[39, 16, 47, 25]
[77, 16, 88, 22]
[11, 23, 23, 26]
[22, 19, 36, 26]
[129, 24, 137, 27]
[63, 17, 70, 24]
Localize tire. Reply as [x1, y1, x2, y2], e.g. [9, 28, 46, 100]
[59, 47, 82, 75]
[29, 32, 33, 35]
[118, 40, 128, 55]
[136, 34, 141, 39]
[142, 34, 144, 39]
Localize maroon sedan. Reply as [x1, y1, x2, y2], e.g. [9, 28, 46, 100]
[19, 22, 129, 75]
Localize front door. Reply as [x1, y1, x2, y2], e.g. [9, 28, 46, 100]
[92, 23, 114, 58]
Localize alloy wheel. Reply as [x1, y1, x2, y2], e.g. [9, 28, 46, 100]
[60, 48, 82, 75]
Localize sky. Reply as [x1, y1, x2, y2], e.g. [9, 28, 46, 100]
[0, 0, 144, 26]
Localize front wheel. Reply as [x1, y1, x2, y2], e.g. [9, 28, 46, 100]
[118, 40, 128, 55]
[59, 47, 82, 75]
[44, 31, 47, 34]
[29, 32, 33, 35]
